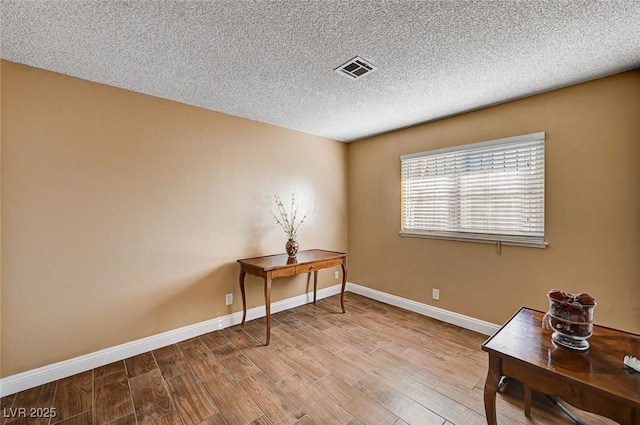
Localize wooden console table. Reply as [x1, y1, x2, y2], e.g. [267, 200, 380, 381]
[237, 249, 347, 345]
[482, 307, 640, 425]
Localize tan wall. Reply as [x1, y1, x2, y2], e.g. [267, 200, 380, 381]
[0, 58, 3, 374]
[348, 71, 640, 334]
[0, 61, 348, 377]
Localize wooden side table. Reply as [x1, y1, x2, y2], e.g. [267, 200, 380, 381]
[482, 307, 640, 425]
[237, 249, 347, 345]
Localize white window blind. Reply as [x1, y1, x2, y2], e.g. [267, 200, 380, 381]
[400, 132, 547, 248]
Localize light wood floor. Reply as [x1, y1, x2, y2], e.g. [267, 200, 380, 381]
[1, 293, 617, 425]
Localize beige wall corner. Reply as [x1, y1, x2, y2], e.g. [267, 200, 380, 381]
[348, 70, 640, 334]
[1, 61, 348, 377]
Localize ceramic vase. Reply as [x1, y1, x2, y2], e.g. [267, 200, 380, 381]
[285, 239, 298, 258]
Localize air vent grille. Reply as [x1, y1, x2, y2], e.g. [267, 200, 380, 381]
[335, 56, 377, 79]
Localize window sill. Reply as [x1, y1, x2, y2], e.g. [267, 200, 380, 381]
[399, 231, 548, 249]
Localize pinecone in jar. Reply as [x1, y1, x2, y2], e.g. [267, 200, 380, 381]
[546, 289, 596, 338]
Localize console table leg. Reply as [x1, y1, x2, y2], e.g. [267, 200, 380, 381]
[313, 271, 318, 304]
[239, 269, 247, 325]
[340, 262, 347, 313]
[484, 354, 501, 425]
[264, 274, 272, 346]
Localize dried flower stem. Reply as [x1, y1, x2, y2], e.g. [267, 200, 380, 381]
[271, 191, 310, 240]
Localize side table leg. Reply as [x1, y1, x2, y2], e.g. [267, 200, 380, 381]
[340, 262, 347, 313]
[239, 269, 247, 325]
[484, 354, 501, 425]
[524, 385, 532, 417]
[264, 274, 272, 346]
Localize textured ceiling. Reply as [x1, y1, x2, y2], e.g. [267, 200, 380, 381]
[2, 1, 640, 142]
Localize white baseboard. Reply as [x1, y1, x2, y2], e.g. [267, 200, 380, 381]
[347, 282, 501, 336]
[0, 284, 343, 397]
[1, 282, 499, 397]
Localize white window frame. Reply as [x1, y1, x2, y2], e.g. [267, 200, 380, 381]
[400, 132, 547, 248]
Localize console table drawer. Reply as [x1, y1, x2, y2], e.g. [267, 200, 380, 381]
[296, 258, 342, 274]
[271, 267, 297, 278]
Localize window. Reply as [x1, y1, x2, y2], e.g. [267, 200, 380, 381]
[400, 132, 546, 248]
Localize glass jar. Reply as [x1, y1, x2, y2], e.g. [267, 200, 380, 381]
[546, 295, 596, 351]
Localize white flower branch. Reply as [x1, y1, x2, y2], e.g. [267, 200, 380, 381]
[271, 191, 310, 240]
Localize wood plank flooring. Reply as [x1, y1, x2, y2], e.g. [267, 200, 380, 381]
[1, 293, 618, 425]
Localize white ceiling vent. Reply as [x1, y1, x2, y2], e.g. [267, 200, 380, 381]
[334, 56, 377, 79]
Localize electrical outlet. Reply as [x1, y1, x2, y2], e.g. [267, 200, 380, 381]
[334, 271, 339, 280]
[432, 288, 440, 301]
[225, 293, 233, 306]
